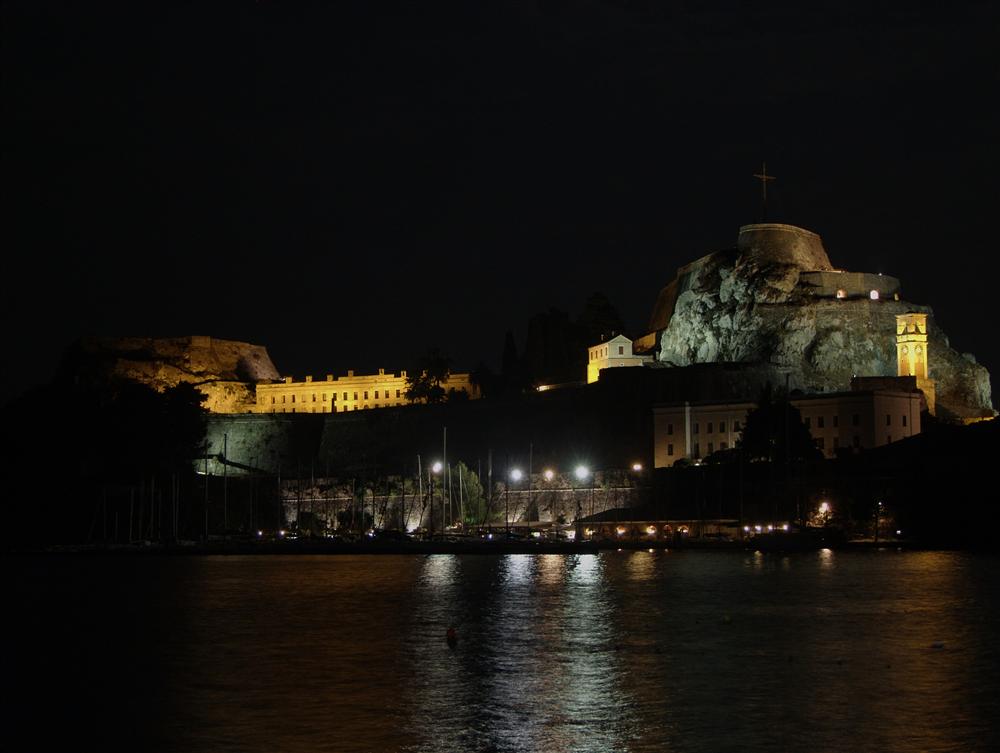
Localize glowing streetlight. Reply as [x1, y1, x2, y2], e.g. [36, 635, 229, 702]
[431, 461, 443, 474]
[543, 469, 554, 481]
[631, 463, 643, 472]
[819, 501, 830, 514]
[575, 465, 590, 481]
[510, 468, 523, 482]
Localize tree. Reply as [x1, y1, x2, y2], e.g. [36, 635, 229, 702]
[578, 291, 625, 345]
[405, 348, 452, 404]
[453, 461, 487, 527]
[738, 385, 822, 463]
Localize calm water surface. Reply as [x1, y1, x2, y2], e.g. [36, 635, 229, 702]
[7, 551, 1000, 752]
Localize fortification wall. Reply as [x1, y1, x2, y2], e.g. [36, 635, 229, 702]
[737, 223, 833, 271]
[799, 271, 900, 299]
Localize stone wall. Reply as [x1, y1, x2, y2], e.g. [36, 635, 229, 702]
[653, 225, 994, 420]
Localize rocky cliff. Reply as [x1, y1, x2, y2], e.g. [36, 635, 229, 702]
[651, 224, 993, 421]
[60, 336, 280, 412]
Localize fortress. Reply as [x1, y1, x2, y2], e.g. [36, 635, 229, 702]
[628, 223, 993, 422]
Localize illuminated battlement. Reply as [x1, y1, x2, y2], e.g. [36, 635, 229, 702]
[252, 369, 478, 413]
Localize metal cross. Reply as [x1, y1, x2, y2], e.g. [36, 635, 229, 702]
[753, 162, 776, 220]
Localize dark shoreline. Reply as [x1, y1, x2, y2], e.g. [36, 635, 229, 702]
[7, 537, 978, 556]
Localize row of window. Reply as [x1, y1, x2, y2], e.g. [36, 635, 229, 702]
[666, 440, 731, 457]
[665, 420, 742, 436]
[274, 403, 405, 413]
[265, 388, 404, 405]
[803, 413, 907, 430]
[590, 345, 625, 361]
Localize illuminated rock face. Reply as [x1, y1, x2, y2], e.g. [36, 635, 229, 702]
[65, 336, 280, 413]
[649, 224, 994, 421]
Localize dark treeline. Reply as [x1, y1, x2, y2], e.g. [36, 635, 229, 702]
[2, 379, 211, 544]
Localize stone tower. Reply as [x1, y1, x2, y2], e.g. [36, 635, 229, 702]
[896, 313, 936, 414]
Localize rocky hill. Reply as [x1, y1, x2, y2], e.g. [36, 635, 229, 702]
[59, 336, 280, 413]
[648, 224, 993, 422]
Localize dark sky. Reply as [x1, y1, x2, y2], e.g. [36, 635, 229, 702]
[4, 1, 998, 400]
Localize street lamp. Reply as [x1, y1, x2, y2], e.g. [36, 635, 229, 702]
[632, 463, 643, 472]
[543, 469, 554, 481]
[430, 461, 442, 537]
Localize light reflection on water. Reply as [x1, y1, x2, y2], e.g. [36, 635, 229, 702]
[8, 551, 1000, 753]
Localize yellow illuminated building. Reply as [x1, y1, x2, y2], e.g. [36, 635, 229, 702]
[896, 313, 936, 415]
[252, 369, 477, 413]
[587, 335, 651, 384]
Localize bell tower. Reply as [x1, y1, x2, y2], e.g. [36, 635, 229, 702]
[896, 313, 935, 414]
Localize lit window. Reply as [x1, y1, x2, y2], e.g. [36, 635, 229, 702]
[870, 289, 879, 300]
[291, 395, 296, 403]
[354, 392, 358, 400]
[333, 393, 337, 401]
[375, 390, 379, 399]
[312, 394, 316, 402]
[322, 393, 327, 402]
[282, 396, 286, 403]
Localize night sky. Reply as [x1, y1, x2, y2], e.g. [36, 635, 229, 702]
[4, 1, 998, 401]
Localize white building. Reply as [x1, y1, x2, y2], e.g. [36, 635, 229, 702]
[653, 383, 923, 467]
[587, 335, 651, 384]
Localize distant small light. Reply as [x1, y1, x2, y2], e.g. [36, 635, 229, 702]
[575, 465, 590, 480]
[743, 526, 750, 532]
[510, 468, 523, 482]
[755, 525, 762, 532]
[257, 530, 263, 537]
[767, 524, 774, 532]
[632, 463, 643, 472]
[279, 530, 286, 537]
[543, 469, 554, 481]
[432, 461, 443, 473]
[870, 289, 880, 300]
[819, 502, 830, 514]
[896, 529, 901, 536]
[616, 526, 626, 536]
[646, 525, 657, 535]
[836, 289, 847, 300]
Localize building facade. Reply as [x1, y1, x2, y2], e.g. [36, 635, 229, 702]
[587, 335, 651, 384]
[653, 384, 923, 467]
[252, 369, 477, 413]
